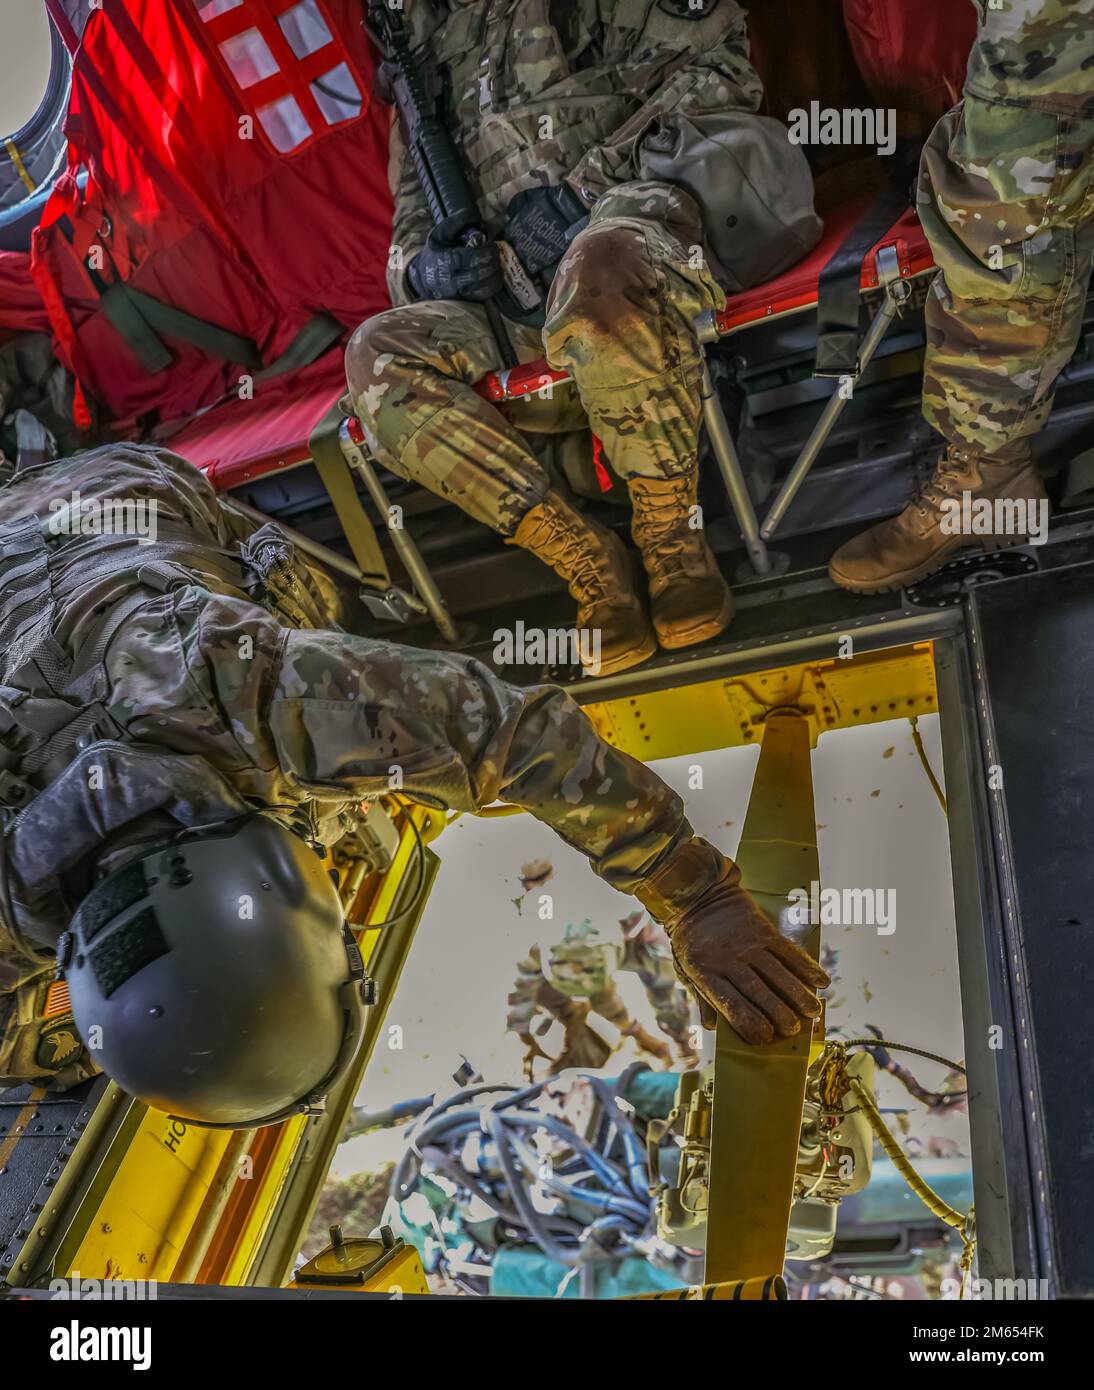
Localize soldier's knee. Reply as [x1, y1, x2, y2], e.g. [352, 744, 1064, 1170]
[544, 225, 660, 365]
[553, 224, 658, 329]
[346, 308, 429, 396]
[345, 309, 445, 447]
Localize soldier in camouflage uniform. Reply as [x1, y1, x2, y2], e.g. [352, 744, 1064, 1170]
[830, 0, 1094, 590]
[347, 0, 766, 676]
[507, 912, 698, 1078]
[0, 444, 827, 1114]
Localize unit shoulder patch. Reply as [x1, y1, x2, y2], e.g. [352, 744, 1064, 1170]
[657, 0, 722, 19]
[36, 1021, 83, 1070]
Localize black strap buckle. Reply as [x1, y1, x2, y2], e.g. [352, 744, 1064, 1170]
[55, 931, 75, 977]
[342, 922, 366, 979]
[0, 768, 35, 810]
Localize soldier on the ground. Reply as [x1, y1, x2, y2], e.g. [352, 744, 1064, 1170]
[508, 912, 699, 1078]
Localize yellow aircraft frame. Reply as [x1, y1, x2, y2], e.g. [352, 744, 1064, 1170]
[5, 639, 937, 1291]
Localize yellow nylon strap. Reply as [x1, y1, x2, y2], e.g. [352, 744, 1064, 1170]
[5, 139, 37, 194]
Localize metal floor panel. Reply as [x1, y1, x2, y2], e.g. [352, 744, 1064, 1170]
[0, 1078, 106, 1280]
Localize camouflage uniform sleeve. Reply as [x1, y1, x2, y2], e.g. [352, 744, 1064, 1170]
[266, 628, 725, 915]
[565, 0, 764, 205]
[387, 111, 434, 307]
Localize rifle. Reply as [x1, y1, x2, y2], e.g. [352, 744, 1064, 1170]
[366, 0, 524, 368]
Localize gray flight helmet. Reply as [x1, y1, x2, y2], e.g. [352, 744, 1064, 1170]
[57, 814, 374, 1129]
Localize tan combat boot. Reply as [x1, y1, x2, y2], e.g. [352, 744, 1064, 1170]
[828, 440, 1048, 593]
[628, 472, 734, 649]
[510, 490, 657, 676]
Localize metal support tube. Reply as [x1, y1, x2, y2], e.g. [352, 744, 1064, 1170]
[704, 708, 820, 1283]
[700, 360, 772, 576]
[339, 425, 461, 644]
[761, 286, 903, 541]
[228, 498, 368, 584]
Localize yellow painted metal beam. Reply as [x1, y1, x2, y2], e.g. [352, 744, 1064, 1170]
[704, 709, 821, 1283]
[59, 1105, 236, 1283]
[586, 642, 937, 760]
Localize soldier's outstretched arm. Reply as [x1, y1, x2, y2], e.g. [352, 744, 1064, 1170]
[270, 628, 705, 894]
[263, 627, 829, 1042]
[565, 0, 764, 205]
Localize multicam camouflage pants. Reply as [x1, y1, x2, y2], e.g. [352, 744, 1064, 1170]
[919, 0, 1094, 452]
[345, 182, 724, 536]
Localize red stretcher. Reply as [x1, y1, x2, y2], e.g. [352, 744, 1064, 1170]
[164, 355, 462, 643]
[168, 200, 937, 634]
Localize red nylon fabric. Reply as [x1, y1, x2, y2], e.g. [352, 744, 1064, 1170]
[30, 0, 394, 428]
[0, 252, 51, 340]
[842, 0, 978, 117]
[163, 347, 345, 485]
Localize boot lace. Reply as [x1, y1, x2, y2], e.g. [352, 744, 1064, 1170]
[633, 477, 700, 579]
[538, 508, 610, 604]
[911, 453, 973, 518]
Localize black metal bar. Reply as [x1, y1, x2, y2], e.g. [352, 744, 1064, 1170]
[933, 633, 1041, 1284]
[966, 562, 1094, 1296]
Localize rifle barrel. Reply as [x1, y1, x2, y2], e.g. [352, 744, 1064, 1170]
[372, 3, 518, 368]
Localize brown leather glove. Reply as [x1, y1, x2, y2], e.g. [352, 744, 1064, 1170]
[670, 869, 829, 1044]
[635, 840, 829, 1046]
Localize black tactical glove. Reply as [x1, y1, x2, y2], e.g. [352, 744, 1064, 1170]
[503, 183, 589, 278]
[407, 214, 504, 302]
